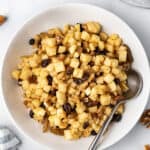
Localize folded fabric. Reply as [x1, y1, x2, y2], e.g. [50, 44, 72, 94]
[0, 127, 21, 150]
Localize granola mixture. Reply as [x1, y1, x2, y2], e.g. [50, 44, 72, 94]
[12, 21, 133, 140]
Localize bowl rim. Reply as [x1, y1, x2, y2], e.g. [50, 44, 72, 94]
[1, 2, 150, 150]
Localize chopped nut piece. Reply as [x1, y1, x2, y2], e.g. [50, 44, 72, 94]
[28, 75, 37, 84]
[0, 15, 7, 25]
[140, 109, 150, 128]
[144, 145, 150, 150]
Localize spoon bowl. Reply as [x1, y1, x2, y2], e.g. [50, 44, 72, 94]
[124, 69, 143, 99]
[88, 69, 143, 150]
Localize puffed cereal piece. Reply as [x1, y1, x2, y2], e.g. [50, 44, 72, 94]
[69, 45, 77, 54]
[57, 108, 66, 119]
[43, 85, 51, 93]
[101, 65, 111, 74]
[70, 58, 80, 68]
[80, 53, 92, 63]
[89, 43, 96, 51]
[117, 104, 124, 114]
[74, 31, 81, 40]
[100, 94, 111, 106]
[76, 103, 86, 114]
[73, 68, 84, 78]
[118, 49, 127, 62]
[104, 57, 111, 66]
[46, 106, 56, 115]
[86, 21, 101, 34]
[105, 107, 112, 116]
[78, 112, 89, 123]
[46, 47, 57, 56]
[104, 74, 114, 84]
[98, 40, 105, 50]
[96, 76, 104, 84]
[95, 55, 105, 65]
[12, 70, 20, 80]
[58, 46, 66, 53]
[56, 91, 66, 105]
[88, 106, 97, 113]
[54, 61, 65, 73]
[114, 38, 122, 47]
[89, 87, 98, 100]
[109, 34, 119, 40]
[58, 82, 67, 93]
[22, 80, 29, 90]
[32, 99, 41, 107]
[81, 31, 90, 41]
[100, 32, 108, 41]
[85, 87, 91, 96]
[33, 107, 46, 118]
[64, 130, 77, 140]
[95, 84, 108, 95]
[108, 81, 117, 92]
[90, 34, 100, 43]
[68, 37, 76, 45]
[42, 37, 56, 47]
[105, 44, 114, 52]
[20, 67, 32, 80]
[111, 59, 119, 67]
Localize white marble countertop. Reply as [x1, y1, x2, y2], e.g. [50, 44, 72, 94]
[0, 0, 150, 149]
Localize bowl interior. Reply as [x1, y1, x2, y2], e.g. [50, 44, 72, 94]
[2, 4, 150, 150]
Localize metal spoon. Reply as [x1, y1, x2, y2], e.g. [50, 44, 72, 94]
[88, 69, 143, 150]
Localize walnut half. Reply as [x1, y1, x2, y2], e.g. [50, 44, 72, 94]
[140, 109, 150, 128]
[144, 145, 150, 150]
[0, 15, 7, 25]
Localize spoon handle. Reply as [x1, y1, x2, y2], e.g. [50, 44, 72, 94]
[88, 101, 125, 150]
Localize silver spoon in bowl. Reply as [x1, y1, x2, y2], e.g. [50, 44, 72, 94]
[88, 69, 143, 150]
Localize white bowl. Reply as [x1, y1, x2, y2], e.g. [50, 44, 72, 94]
[2, 3, 150, 150]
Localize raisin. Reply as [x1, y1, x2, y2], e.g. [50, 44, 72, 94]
[82, 72, 90, 81]
[94, 47, 108, 55]
[63, 51, 69, 55]
[29, 38, 35, 45]
[78, 23, 84, 32]
[91, 113, 98, 118]
[66, 66, 74, 75]
[94, 48, 101, 55]
[28, 75, 37, 84]
[82, 49, 87, 53]
[47, 75, 53, 85]
[112, 114, 122, 122]
[114, 78, 120, 84]
[99, 50, 108, 55]
[18, 78, 22, 86]
[41, 59, 50, 67]
[91, 130, 97, 135]
[89, 61, 94, 66]
[83, 122, 89, 129]
[49, 89, 57, 96]
[84, 101, 100, 107]
[73, 78, 83, 85]
[63, 103, 72, 114]
[29, 110, 34, 118]
[40, 102, 45, 108]
[110, 104, 115, 108]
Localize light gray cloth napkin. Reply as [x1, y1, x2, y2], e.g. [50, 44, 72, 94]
[0, 127, 21, 150]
